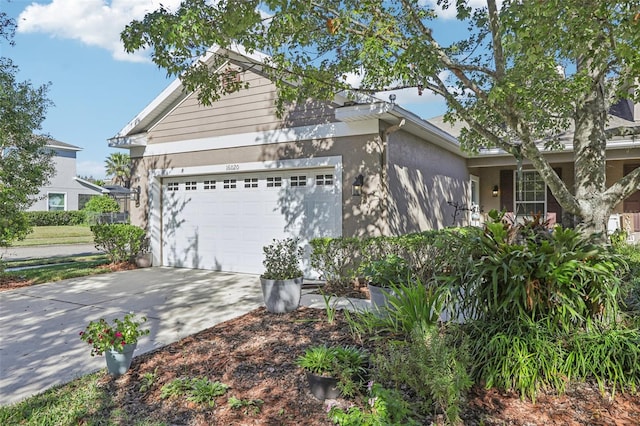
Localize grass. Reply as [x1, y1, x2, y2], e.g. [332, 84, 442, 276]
[13, 225, 94, 246]
[0, 372, 165, 426]
[2, 255, 112, 285]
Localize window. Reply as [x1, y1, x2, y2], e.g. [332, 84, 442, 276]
[290, 175, 307, 187]
[204, 180, 216, 190]
[515, 170, 546, 218]
[223, 179, 237, 189]
[48, 193, 66, 211]
[78, 194, 95, 210]
[469, 175, 480, 225]
[316, 174, 333, 186]
[167, 182, 179, 191]
[244, 178, 258, 188]
[266, 176, 282, 187]
[185, 181, 197, 191]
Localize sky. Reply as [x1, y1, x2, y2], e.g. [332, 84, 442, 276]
[0, 0, 471, 179]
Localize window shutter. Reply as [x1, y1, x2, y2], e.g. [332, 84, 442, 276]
[500, 169, 513, 212]
[547, 168, 563, 222]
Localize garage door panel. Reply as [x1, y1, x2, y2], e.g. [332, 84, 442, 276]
[161, 168, 341, 275]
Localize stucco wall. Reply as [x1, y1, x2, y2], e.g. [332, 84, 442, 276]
[129, 133, 385, 238]
[27, 149, 102, 211]
[386, 129, 469, 232]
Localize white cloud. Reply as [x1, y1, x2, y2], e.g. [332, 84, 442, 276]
[17, 0, 183, 62]
[77, 159, 107, 179]
[420, 0, 501, 19]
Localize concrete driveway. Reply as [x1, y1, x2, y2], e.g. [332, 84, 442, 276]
[0, 268, 265, 406]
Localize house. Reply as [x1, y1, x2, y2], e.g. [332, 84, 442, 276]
[108, 46, 470, 275]
[109, 45, 640, 275]
[28, 139, 105, 211]
[428, 99, 640, 235]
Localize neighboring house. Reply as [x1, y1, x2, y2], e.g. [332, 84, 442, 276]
[108, 46, 639, 275]
[28, 139, 105, 212]
[428, 99, 640, 235]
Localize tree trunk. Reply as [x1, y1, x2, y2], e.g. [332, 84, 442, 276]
[571, 70, 609, 239]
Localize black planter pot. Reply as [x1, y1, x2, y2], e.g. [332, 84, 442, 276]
[305, 371, 340, 400]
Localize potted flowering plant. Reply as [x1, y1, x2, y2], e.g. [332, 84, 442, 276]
[260, 238, 304, 313]
[79, 312, 150, 375]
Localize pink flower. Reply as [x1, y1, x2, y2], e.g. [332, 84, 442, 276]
[115, 331, 123, 338]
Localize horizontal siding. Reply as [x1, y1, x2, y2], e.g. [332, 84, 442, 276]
[148, 70, 336, 144]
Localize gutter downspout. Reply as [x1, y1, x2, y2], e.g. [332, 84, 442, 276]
[380, 119, 405, 235]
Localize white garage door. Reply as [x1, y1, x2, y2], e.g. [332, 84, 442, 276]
[160, 168, 341, 275]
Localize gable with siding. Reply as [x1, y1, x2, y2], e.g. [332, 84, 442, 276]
[148, 68, 338, 145]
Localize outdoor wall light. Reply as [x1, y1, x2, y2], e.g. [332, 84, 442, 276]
[492, 185, 499, 197]
[352, 174, 364, 197]
[130, 185, 141, 207]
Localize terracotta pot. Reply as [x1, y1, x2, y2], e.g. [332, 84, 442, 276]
[135, 253, 152, 268]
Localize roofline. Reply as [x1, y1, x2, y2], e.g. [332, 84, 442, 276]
[47, 142, 82, 151]
[112, 44, 272, 140]
[73, 176, 106, 192]
[335, 101, 463, 155]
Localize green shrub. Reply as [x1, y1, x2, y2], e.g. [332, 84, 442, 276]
[25, 210, 87, 226]
[372, 325, 471, 424]
[160, 377, 229, 407]
[310, 237, 366, 284]
[440, 211, 624, 330]
[327, 382, 417, 425]
[466, 319, 640, 400]
[91, 224, 147, 263]
[466, 319, 565, 401]
[614, 241, 640, 316]
[565, 326, 640, 396]
[310, 229, 463, 292]
[359, 254, 413, 287]
[82, 195, 120, 213]
[440, 211, 637, 400]
[296, 345, 368, 398]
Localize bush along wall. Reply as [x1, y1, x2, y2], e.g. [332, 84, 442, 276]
[91, 224, 147, 264]
[25, 210, 87, 226]
[310, 228, 466, 288]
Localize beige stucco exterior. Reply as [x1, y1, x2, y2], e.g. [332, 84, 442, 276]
[386, 129, 469, 232]
[112, 47, 640, 273]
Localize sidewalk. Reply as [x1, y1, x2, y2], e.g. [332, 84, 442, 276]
[1, 244, 99, 261]
[0, 268, 370, 406]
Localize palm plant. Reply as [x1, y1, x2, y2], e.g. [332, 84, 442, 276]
[105, 152, 131, 188]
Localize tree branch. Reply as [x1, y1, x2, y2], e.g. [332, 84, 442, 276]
[487, 0, 505, 78]
[605, 165, 640, 207]
[398, 0, 492, 103]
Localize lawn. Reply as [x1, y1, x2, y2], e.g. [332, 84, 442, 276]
[0, 254, 114, 290]
[12, 225, 94, 246]
[2, 224, 640, 425]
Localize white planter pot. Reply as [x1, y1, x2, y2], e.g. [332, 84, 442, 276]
[367, 283, 400, 316]
[260, 277, 303, 313]
[105, 342, 137, 376]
